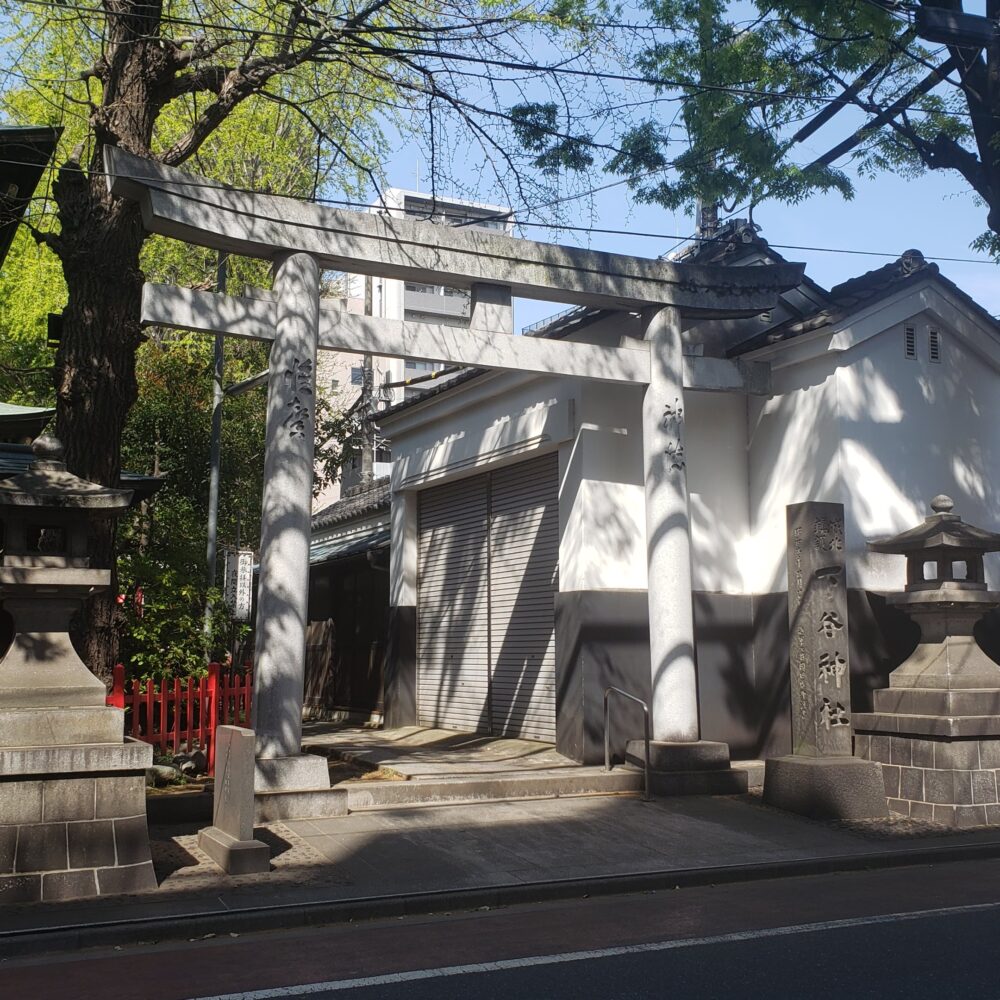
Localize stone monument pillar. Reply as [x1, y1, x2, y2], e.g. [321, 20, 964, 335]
[252, 251, 331, 794]
[0, 437, 157, 903]
[763, 502, 887, 819]
[631, 306, 746, 795]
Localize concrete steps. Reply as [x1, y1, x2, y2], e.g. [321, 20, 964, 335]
[343, 766, 644, 811]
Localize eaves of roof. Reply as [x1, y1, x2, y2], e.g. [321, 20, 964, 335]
[312, 476, 391, 531]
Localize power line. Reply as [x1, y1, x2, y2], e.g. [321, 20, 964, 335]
[4, 0, 987, 121]
[5, 157, 994, 267]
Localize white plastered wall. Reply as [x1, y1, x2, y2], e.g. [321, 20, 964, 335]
[685, 391, 751, 594]
[747, 299, 1000, 594]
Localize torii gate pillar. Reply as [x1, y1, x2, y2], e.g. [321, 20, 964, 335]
[637, 307, 746, 793]
[251, 252, 330, 792]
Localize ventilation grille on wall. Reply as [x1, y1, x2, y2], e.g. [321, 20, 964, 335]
[929, 329, 942, 363]
[904, 325, 916, 359]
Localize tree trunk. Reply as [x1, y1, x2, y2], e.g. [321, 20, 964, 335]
[53, 166, 146, 684]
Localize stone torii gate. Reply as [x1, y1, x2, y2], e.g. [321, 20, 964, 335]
[105, 148, 803, 795]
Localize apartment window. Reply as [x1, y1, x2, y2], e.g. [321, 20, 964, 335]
[350, 366, 363, 386]
[904, 326, 917, 360]
[929, 329, 942, 363]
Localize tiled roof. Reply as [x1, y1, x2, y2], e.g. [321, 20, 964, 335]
[0, 442, 164, 501]
[312, 476, 391, 530]
[728, 248, 1000, 357]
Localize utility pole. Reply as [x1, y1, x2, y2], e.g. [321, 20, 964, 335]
[203, 252, 227, 636]
[359, 274, 376, 489]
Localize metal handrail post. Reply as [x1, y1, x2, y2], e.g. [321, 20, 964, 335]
[604, 686, 651, 802]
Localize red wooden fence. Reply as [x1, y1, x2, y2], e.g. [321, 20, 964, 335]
[106, 662, 253, 775]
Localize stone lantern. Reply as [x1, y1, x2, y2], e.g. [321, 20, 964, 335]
[854, 495, 1000, 828]
[0, 436, 156, 902]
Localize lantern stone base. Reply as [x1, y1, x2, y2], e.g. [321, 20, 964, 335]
[0, 739, 157, 903]
[855, 718, 1000, 828]
[762, 755, 889, 820]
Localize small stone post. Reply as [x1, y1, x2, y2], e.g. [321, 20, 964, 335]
[252, 251, 330, 792]
[198, 727, 270, 874]
[763, 502, 887, 819]
[633, 306, 745, 795]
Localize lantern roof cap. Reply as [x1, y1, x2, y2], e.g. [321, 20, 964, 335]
[0, 435, 132, 510]
[868, 495, 1000, 555]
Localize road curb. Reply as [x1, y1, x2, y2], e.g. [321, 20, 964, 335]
[4, 838, 1000, 958]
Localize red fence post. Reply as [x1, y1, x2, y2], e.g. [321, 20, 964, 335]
[206, 662, 220, 776]
[107, 663, 126, 709]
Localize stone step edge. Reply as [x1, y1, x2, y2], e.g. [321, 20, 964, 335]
[345, 771, 644, 811]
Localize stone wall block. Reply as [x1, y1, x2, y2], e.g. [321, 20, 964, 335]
[952, 769, 974, 806]
[0, 826, 15, 874]
[0, 873, 40, 904]
[934, 740, 980, 771]
[15, 822, 67, 873]
[42, 778, 96, 822]
[881, 764, 900, 798]
[986, 804, 1000, 826]
[910, 801, 934, 822]
[0, 780, 43, 824]
[853, 734, 871, 759]
[869, 735, 890, 764]
[68, 820, 116, 869]
[979, 741, 1000, 770]
[900, 766, 924, 801]
[887, 797, 909, 817]
[96, 861, 157, 896]
[910, 739, 936, 769]
[95, 775, 145, 819]
[973, 770, 999, 805]
[113, 816, 152, 866]
[888, 736, 912, 767]
[924, 769, 957, 805]
[952, 805, 988, 829]
[42, 869, 98, 902]
[932, 804, 957, 824]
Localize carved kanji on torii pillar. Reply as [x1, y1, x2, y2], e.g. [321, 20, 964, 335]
[105, 147, 803, 800]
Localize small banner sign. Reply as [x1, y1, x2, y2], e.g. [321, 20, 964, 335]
[223, 547, 255, 622]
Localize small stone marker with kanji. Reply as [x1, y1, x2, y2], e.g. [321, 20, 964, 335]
[198, 726, 270, 874]
[763, 502, 888, 820]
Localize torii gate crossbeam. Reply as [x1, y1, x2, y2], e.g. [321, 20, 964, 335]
[105, 147, 803, 796]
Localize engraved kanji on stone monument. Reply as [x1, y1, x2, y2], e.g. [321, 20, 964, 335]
[786, 502, 853, 757]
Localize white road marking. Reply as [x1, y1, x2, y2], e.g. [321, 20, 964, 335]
[188, 899, 1000, 1000]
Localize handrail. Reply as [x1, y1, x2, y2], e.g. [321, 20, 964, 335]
[604, 686, 651, 802]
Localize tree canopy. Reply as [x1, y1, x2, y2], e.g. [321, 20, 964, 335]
[619, 1, 1000, 249]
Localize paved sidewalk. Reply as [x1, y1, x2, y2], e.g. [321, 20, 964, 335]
[4, 725, 1000, 955]
[4, 790, 1000, 955]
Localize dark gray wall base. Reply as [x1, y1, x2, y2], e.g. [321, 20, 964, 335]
[554, 590, 652, 765]
[554, 587, 944, 765]
[385, 605, 417, 729]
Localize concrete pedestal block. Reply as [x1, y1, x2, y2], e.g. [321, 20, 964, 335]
[626, 739, 748, 797]
[763, 755, 889, 820]
[198, 826, 270, 875]
[0, 739, 157, 903]
[254, 752, 331, 792]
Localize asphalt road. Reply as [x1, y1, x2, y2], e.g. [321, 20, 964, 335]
[278, 906, 1000, 999]
[5, 859, 1000, 999]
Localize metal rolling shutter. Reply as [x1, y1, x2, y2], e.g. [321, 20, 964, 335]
[488, 453, 558, 742]
[417, 476, 491, 733]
